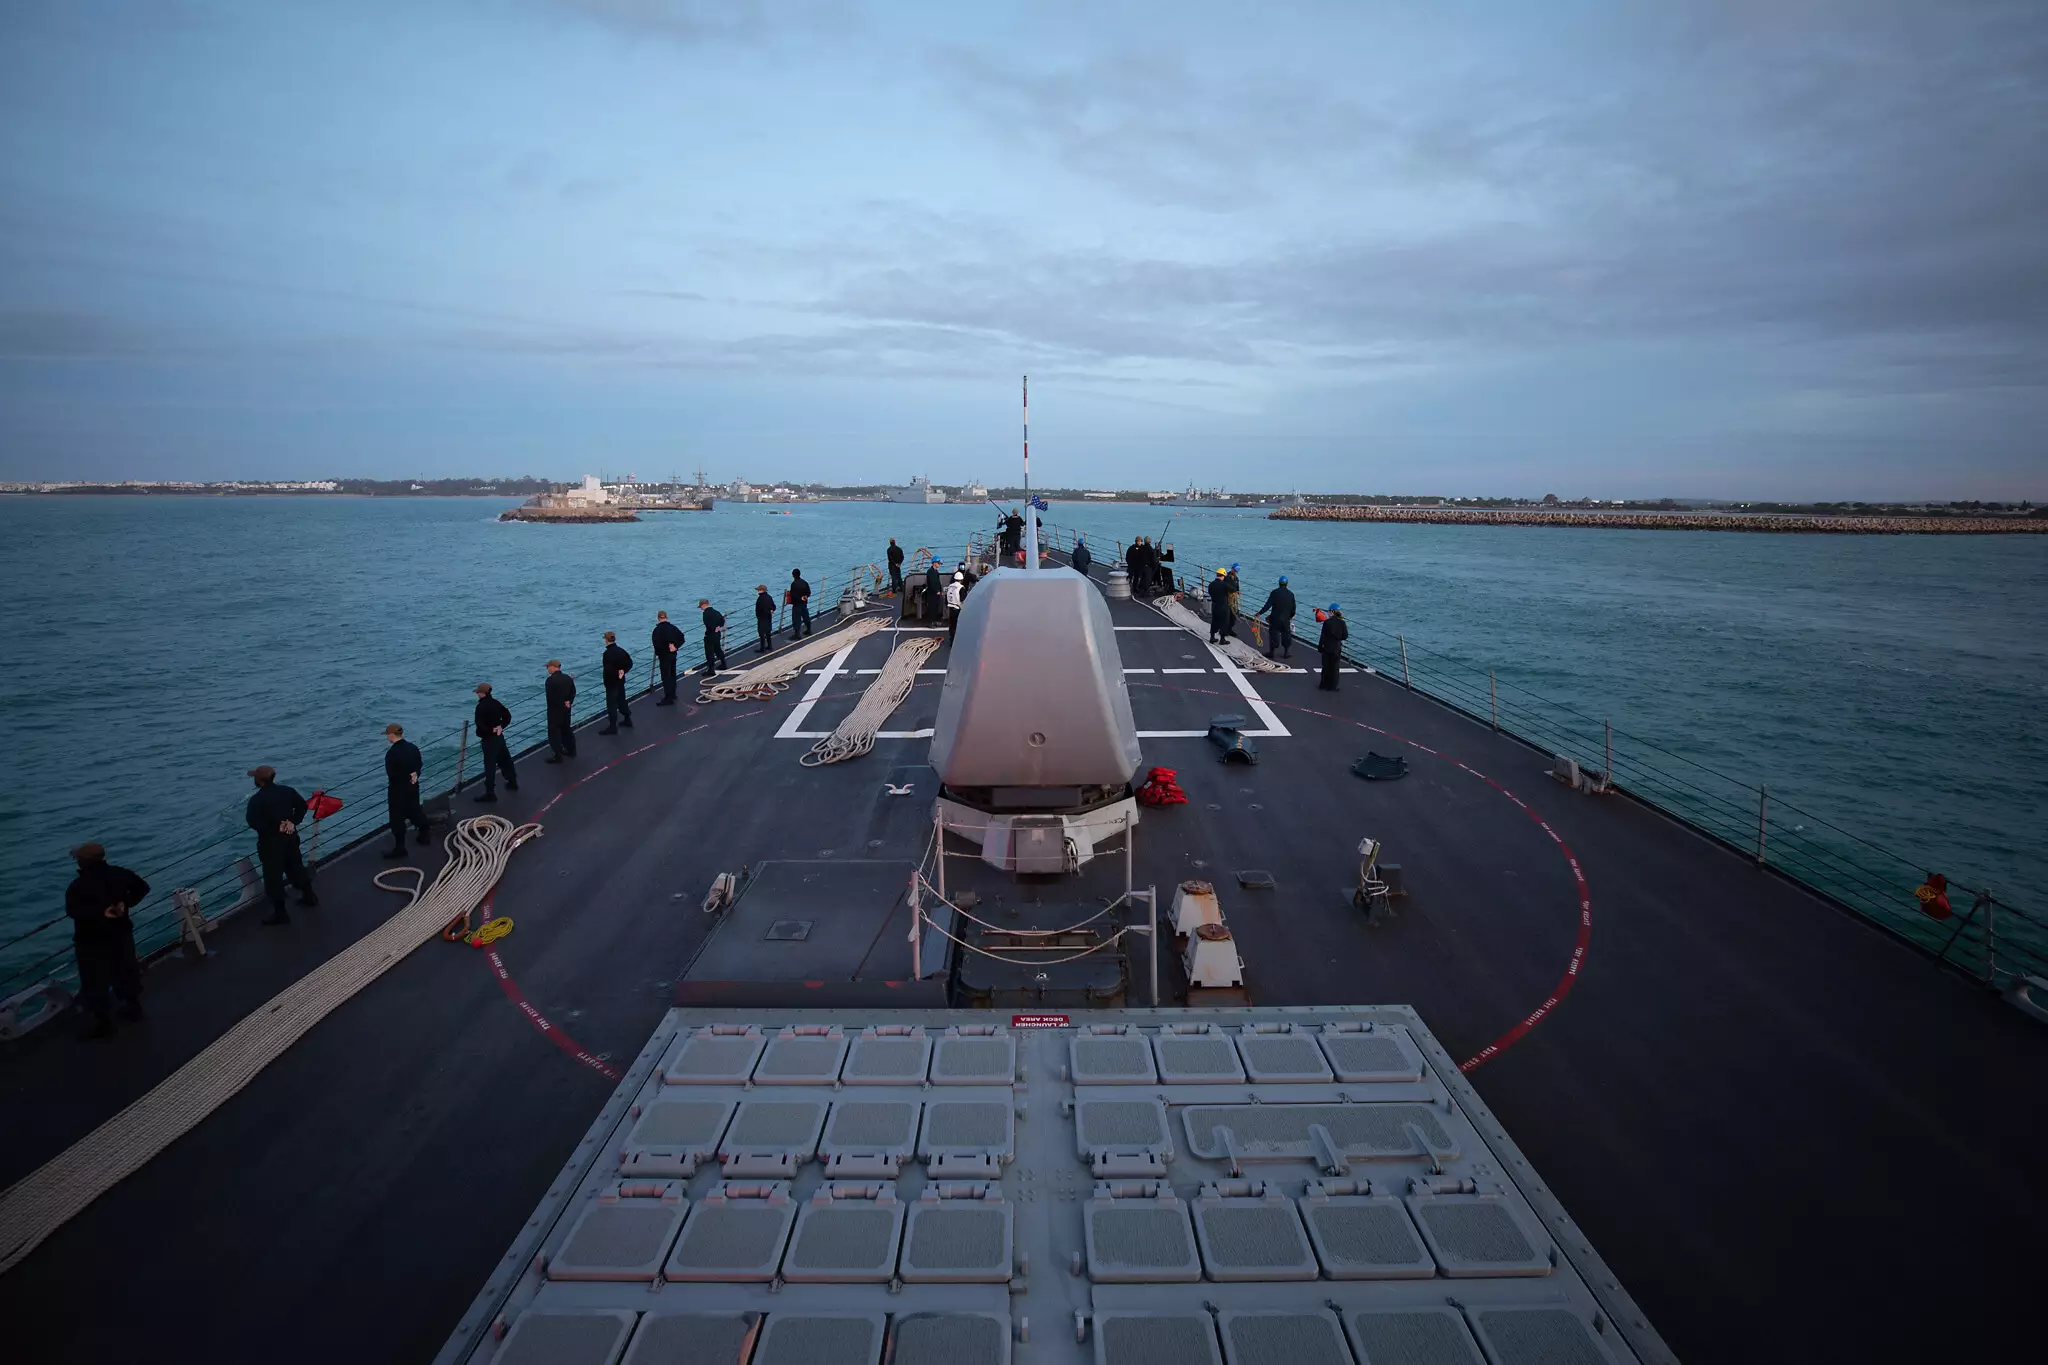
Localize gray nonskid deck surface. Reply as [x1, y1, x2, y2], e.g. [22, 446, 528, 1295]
[0, 578, 2041, 1362]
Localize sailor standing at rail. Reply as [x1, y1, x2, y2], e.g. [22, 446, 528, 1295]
[1317, 604, 1349, 691]
[788, 569, 813, 638]
[382, 724, 432, 855]
[1257, 575, 1296, 660]
[886, 537, 905, 595]
[699, 598, 727, 673]
[471, 683, 517, 801]
[652, 611, 685, 705]
[923, 558, 944, 621]
[245, 765, 316, 922]
[544, 659, 576, 762]
[945, 570, 965, 640]
[1208, 567, 1234, 643]
[64, 842, 149, 1037]
[599, 631, 634, 733]
[1071, 536, 1092, 579]
[753, 585, 775, 654]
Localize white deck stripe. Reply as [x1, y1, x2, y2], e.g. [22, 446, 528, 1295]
[774, 639, 858, 739]
[1205, 640, 1292, 737]
[778, 728, 1277, 740]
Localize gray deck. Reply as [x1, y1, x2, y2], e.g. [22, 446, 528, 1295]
[2, 575, 2044, 1362]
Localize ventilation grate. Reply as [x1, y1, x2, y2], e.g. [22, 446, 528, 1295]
[1235, 1033, 1334, 1084]
[664, 1186, 796, 1282]
[1095, 1313, 1223, 1365]
[899, 1199, 1013, 1282]
[720, 1100, 827, 1158]
[1153, 1035, 1246, 1084]
[782, 1190, 905, 1282]
[1317, 1028, 1422, 1083]
[1467, 1307, 1615, 1365]
[1300, 1194, 1435, 1279]
[888, 1312, 1011, 1365]
[919, 1100, 1015, 1160]
[753, 1028, 849, 1084]
[620, 1313, 759, 1365]
[663, 1027, 766, 1085]
[1192, 1197, 1318, 1281]
[820, 1100, 921, 1157]
[495, 1310, 637, 1365]
[841, 1030, 932, 1084]
[1074, 1099, 1171, 1154]
[930, 1033, 1015, 1084]
[1182, 1104, 1456, 1161]
[1071, 1034, 1157, 1084]
[548, 1192, 686, 1282]
[1084, 1196, 1200, 1283]
[1344, 1308, 1486, 1365]
[1407, 1195, 1550, 1277]
[1218, 1311, 1351, 1365]
[751, 1312, 886, 1365]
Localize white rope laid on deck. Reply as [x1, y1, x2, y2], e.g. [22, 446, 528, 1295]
[1151, 595, 1289, 673]
[696, 614, 889, 703]
[800, 635, 941, 766]
[0, 815, 541, 1277]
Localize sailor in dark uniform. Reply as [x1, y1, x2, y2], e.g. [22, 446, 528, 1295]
[1207, 568, 1233, 643]
[699, 598, 727, 672]
[652, 611, 685, 704]
[65, 842, 149, 1036]
[923, 560, 944, 621]
[886, 538, 905, 595]
[472, 683, 516, 801]
[383, 723, 431, 855]
[1257, 576, 1296, 659]
[1071, 537, 1092, 579]
[789, 570, 813, 638]
[1318, 605, 1349, 691]
[245, 764, 316, 923]
[600, 631, 633, 732]
[544, 659, 577, 761]
[754, 585, 776, 653]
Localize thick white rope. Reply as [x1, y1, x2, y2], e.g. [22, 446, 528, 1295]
[696, 615, 888, 703]
[1153, 595, 1288, 673]
[0, 814, 541, 1276]
[801, 635, 940, 766]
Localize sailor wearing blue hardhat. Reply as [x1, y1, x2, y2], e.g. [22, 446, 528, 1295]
[1223, 561, 1242, 626]
[1256, 574, 1297, 660]
[1317, 603, 1348, 692]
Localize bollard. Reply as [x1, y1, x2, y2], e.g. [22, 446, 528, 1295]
[1755, 785, 1768, 866]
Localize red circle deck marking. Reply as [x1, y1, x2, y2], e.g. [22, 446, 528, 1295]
[1134, 680, 1592, 1073]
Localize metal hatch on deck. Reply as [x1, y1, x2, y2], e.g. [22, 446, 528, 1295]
[1083, 1182, 1201, 1283]
[750, 1312, 888, 1365]
[1070, 1023, 1158, 1084]
[752, 1024, 849, 1084]
[1342, 1307, 1487, 1365]
[782, 1181, 906, 1283]
[718, 1096, 828, 1177]
[1297, 1178, 1436, 1279]
[1404, 1186, 1554, 1278]
[898, 1182, 1013, 1283]
[930, 1025, 1016, 1084]
[889, 1311, 1013, 1365]
[1190, 1180, 1319, 1281]
[1217, 1309, 1354, 1365]
[840, 1023, 933, 1084]
[818, 1097, 921, 1177]
[619, 1313, 760, 1365]
[1235, 1022, 1335, 1084]
[491, 1310, 638, 1365]
[1153, 1022, 1248, 1084]
[1180, 1103, 1458, 1169]
[1092, 1312, 1224, 1365]
[545, 1182, 687, 1282]
[662, 1181, 797, 1282]
[1316, 1021, 1426, 1083]
[662, 1024, 767, 1085]
[1465, 1304, 1620, 1365]
[616, 1097, 734, 1178]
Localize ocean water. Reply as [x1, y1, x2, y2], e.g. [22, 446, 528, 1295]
[2, 496, 2043, 987]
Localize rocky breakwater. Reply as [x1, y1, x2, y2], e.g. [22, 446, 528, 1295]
[1270, 507, 2047, 534]
[499, 501, 639, 523]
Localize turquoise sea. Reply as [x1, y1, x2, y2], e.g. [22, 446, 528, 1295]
[2, 495, 2043, 988]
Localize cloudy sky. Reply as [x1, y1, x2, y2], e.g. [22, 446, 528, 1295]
[2, 0, 2044, 497]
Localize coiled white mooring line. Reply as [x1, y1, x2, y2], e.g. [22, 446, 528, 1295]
[0, 814, 541, 1276]
[696, 615, 888, 703]
[1152, 595, 1288, 673]
[802, 636, 941, 766]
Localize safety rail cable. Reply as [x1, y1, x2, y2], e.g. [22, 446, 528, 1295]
[801, 636, 940, 766]
[913, 887, 1134, 967]
[0, 814, 540, 1276]
[696, 613, 888, 703]
[1037, 522, 2044, 985]
[0, 575, 875, 1001]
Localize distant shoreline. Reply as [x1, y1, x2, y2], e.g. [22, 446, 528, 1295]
[1270, 505, 2048, 534]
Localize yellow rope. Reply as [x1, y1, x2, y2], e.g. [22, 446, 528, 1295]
[0, 815, 541, 1276]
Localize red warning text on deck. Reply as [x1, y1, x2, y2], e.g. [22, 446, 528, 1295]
[1011, 1014, 1069, 1029]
